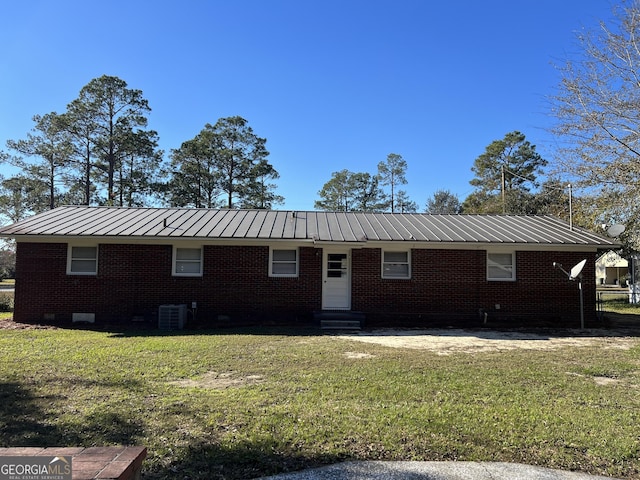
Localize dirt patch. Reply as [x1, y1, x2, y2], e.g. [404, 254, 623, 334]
[566, 371, 630, 387]
[335, 328, 640, 355]
[344, 351, 376, 359]
[0, 318, 59, 330]
[592, 376, 623, 386]
[168, 371, 265, 389]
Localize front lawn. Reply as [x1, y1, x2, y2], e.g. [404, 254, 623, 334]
[0, 325, 638, 479]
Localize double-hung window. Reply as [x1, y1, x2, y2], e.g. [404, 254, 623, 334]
[270, 248, 298, 277]
[382, 250, 411, 279]
[173, 247, 203, 276]
[487, 251, 516, 281]
[67, 245, 98, 275]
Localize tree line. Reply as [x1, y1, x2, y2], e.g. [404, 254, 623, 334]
[315, 131, 564, 219]
[0, 75, 281, 222]
[314, 153, 416, 213]
[0, 76, 552, 221]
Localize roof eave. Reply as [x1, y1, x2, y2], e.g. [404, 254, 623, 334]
[4, 233, 619, 250]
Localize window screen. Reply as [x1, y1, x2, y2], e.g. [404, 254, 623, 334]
[487, 252, 515, 280]
[271, 249, 298, 276]
[69, 246, 98, 274]
[175, 247, 202, 276]
[382, 251, 410, 278]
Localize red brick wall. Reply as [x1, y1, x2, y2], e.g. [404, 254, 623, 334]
[14, 242, 597, 328]
[14, 243, 322, 326]
[352, 248, 598, 327]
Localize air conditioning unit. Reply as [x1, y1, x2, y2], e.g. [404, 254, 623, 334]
[158, 304, 187, 330]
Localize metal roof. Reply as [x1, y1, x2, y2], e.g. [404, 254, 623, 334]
[0, 205, 618, 247]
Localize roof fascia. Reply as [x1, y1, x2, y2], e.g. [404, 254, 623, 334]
[11, 235, 616, 252]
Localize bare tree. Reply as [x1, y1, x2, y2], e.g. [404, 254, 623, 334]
[550, 2, 640, 246]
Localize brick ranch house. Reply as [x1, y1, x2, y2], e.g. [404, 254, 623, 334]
[0, 206, 619, 328]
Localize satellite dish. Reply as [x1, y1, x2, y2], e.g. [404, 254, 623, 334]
[607, 224, 626, 238]
[569, 259, 587, 280]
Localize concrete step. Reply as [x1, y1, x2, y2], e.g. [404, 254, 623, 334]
[320, 320, 363, 330]
[314, 311, 365, 330]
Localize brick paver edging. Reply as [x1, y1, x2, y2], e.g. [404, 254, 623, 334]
[0, 446, 147, 480]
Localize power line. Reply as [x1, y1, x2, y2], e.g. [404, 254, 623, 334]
[500, 165, 574, 229]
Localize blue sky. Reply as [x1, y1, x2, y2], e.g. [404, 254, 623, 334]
[0, 0, 616, 211]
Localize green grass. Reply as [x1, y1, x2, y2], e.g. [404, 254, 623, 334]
[0, 327, 639, 479]
[601, 298, 640, 315]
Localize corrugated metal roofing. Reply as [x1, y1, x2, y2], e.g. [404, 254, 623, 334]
[0, 205, 618, 247]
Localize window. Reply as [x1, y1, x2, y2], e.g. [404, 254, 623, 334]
[270, 248, 298, 277]
[174, 247, 202, 276]
[382, 250, 410, 279]
[487, 252, 516, 281]
[327, 253, 347, 278]
[68, 245, 98, 275]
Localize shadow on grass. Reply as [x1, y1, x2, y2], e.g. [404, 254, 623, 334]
[6, 314, 640, 342]
[146, 440, 344, 480]
[106, 326, 324, 339]
[0, 381, 144, 447]
[103, 320, 640, 341]
[0, 381, 338, 479]
[0, 382, 62, 445]
[600, 310, 640, 329]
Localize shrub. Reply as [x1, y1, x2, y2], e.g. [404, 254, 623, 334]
[0, 292, 14, 312]
[0, 247, 16, 281]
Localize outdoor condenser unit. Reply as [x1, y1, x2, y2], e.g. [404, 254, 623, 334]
[158, 304, 187, 330]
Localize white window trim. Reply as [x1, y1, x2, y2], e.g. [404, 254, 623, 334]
[67, 244, 98, 275]
[487, 251, 516, 281]
[269, 247, 299, 277]
[173, 246, 203, 277]
[382, 250, 411, 279]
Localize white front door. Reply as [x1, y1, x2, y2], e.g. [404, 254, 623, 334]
[322, 250, 351, 310]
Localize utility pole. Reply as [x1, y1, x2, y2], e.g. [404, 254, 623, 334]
[568, 183, 573, 230]
[501, 164, 506, 214]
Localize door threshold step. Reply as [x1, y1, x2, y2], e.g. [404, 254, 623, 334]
[314, 311, 365, 330]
